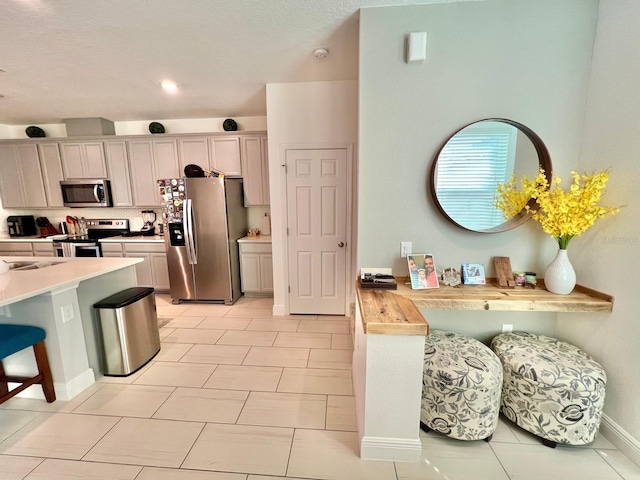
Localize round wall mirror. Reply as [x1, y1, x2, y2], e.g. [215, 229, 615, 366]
[430, 118, 552, 233]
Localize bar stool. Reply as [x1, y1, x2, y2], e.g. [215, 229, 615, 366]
[0, 324, 56, 404]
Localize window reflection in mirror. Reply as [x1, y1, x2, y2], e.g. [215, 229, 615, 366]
[430, 119, 551, 233]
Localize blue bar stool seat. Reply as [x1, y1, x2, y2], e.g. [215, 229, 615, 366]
[0, 324, 56, 404]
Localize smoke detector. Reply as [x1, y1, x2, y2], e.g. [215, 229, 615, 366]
[313, 47, 329, 59]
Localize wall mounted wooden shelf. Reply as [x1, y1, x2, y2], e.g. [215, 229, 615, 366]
[392, 277, 613, 313]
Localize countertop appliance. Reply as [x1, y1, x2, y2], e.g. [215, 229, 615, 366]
[7, 215, 36, 237]
[159, 177, 247, 303]
[53, 219, 130, 257]
[60, 179, 113, 208]
[140, 210, 157, 236]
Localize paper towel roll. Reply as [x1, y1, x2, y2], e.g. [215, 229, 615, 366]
[261, 213, 271, 236]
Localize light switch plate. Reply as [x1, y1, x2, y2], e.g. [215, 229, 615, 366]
[401, 241, 412, 258]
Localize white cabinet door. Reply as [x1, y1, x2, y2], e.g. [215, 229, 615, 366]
[239, 242, 273, 295]
[150, 253, 170, 290]
[209, 137, 241, 177]
[240, 253, 262, 292]
[131, 253, 154, 287]
[38, 143, 65, 207]
[241, 136, 269, 206]
[128, 139, 179, 206]
[259, 253, 274, 292]
[178, 136, 209, 175]
[0, 144, 47, 208]
[124, 243, 169, 291]
[104, 141, 133, 207]
[60, 142, 107, 178]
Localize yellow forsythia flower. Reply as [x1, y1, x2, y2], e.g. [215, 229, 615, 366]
[495, 169, 621, 249]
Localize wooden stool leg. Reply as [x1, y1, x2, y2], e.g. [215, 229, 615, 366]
[33, 341, 56, 403]
[0, 361, 8, 397]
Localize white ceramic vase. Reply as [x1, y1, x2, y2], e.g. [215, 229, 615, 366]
[544, 249, 576, 295]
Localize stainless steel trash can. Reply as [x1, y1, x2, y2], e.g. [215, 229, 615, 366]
[93, 287, 161, 376]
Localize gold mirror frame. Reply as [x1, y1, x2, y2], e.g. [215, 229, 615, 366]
[430, 118, 552, 233]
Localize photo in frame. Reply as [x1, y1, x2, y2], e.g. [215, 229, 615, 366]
[407, 254, 439, 289]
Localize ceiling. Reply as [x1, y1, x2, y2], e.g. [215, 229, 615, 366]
[0, 0, 451, 125]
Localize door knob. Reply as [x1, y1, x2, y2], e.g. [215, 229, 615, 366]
[338, 242, 345, 247]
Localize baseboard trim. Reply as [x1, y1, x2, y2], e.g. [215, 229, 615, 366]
[360, 435, 422, 462]
[600, 414, 640, 467]
[15, 368, 95, 401]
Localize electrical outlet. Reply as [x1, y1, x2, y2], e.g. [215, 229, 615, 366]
[400, 241, 412, 258]
[502, 324, 513, 333]
[61, 304, 75, 323]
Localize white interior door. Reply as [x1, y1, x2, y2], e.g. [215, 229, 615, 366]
[286, 148, 348, 314]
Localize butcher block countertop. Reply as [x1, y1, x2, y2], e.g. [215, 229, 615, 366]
[356, 286, 429, 336]
[356, 277, 613, 336]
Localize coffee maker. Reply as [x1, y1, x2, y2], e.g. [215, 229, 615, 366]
[140, 210, 157, 236]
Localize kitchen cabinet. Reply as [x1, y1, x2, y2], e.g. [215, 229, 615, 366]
[0, 143, 48, 208]
[101, 243, 124, 258]
[123, 242, 170, 291]
[178, 136, 209, 175]
[104, 140, 134, 207]
[59, 141, 107, 179]
[240, 135, 270, 206]
[38, 143, 65, 207]
[128, 139, 180, 206]
[239, 241, 273, 295]
[209, 137, 242, 177]
[33, 242, 54, 257]
[0, 242, 34, 257]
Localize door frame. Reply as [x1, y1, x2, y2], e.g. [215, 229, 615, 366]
[279, 143, 354, 316]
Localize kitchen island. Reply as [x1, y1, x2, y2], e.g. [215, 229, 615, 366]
[0, 256, 143, 400]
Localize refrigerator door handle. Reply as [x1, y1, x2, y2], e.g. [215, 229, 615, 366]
[185, 198, 197, 264]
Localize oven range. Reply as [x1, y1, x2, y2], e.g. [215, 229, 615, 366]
[53, 219, 130, 257]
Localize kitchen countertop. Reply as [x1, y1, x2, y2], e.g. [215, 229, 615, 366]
[100, 235, 164, 243]
[0, 234, 164, 243]
[0, 256, 143, 307]
[237, 235, 272, 244]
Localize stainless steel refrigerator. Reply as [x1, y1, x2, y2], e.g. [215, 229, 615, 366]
[159, 177, 247, 304]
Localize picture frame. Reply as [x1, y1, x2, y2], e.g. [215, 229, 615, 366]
[407, 254, 440, 289]
[461, 263, 486, 285]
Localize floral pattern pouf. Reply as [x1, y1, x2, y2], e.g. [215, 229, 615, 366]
[421, 330, 503, 441]
[491, 331, 607, 447]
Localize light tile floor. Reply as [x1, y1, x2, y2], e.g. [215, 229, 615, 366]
[1, 294, 639, 479]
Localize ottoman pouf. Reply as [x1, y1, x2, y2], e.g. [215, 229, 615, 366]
[421, 330, 503, 441]
[491, 332, 606, 447]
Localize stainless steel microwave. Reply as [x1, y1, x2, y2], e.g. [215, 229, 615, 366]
[60, 179, 112, 207]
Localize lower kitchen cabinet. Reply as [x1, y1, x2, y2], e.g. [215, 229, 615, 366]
[239, 241, 273, 295]
[0, 242, 35, 257]
[33, 242, 54, 257]
[123, 242, 170, 291]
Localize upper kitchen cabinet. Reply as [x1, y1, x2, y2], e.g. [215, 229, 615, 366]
[128, 138, 180, 206]
[241, 135, 270, 206]
[178, 136, 209, 177]
[0, 143, 48, 208]
[37, 143, 65, 207]
[59, 141, 107, 179]
[209, 137, 242, 177]
[104, 140, 134, 207]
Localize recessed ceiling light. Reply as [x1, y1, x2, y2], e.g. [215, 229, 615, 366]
[313, 47, 329, 59]
[160, 80, 178, 93]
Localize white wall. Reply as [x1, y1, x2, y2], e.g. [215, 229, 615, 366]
[358, 0, 600, 329]
[265, 81, 358, 315]
[556, 0, 640, 464]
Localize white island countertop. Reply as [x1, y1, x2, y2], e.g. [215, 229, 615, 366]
[0, 256, 143, 307]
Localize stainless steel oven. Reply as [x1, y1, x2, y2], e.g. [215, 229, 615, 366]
[54, 241, 101, 257]
[53, 219, 129, 257]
